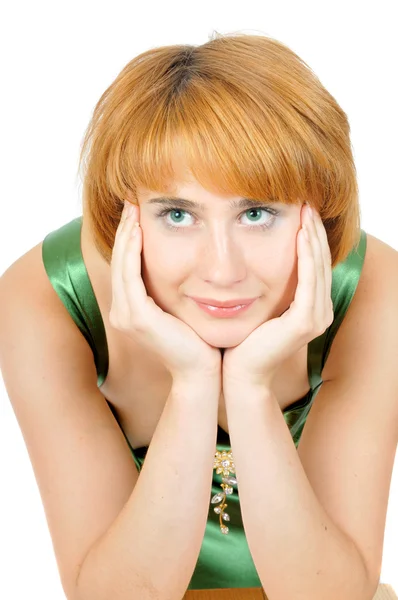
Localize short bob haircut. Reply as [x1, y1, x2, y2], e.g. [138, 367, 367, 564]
[78, 30, 361, 269]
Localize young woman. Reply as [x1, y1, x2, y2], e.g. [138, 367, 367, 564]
[1, 32, 397, 600]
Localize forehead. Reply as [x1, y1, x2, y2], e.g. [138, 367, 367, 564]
[135, 168, 304, 212]
[137, 182, 289, 208]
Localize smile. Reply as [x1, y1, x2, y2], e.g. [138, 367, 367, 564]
[191, 298, 257, 318]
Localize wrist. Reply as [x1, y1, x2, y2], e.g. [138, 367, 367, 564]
[171, 368, 221, 390]
[223, 375, 274, 401]
[168, 375, 221, 415]
[223, 367, 276, 392]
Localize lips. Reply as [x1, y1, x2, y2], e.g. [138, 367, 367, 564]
[188, 296, 258, 308]
[191, 298, 257, 318]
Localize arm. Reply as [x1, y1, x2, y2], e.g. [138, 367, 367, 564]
[223, 382, 372, 600]
[0, 258, 220, 600]
[76, 376, 220, 600]
[221, 235, 398, 600]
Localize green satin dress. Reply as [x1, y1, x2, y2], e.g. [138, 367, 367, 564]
[42, 216, 367, 590]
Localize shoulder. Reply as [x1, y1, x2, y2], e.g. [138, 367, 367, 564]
[1, 239, 100, 381]
[359, 232, 398, 288]
[1, 240, 76, 325]
[2, 241, 46, 294]
[322, 232, 398, 382]
[2, 239, 54, 292]
[337, 231, 398, 316]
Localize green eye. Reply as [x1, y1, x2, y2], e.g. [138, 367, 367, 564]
[156, 206, 279, 231]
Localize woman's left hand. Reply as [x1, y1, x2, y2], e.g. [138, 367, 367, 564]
[222, 203, 334, 389]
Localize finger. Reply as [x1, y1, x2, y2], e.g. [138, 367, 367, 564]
[122, 205, 150, 317]
[110, 202, 135, 316]
[305, 207, 325, 315]
[111, 201, 130, 270]
[294, 221, 316, 324]
[311, 209, 333, 311]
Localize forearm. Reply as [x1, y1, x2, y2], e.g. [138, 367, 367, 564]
[76, 375, 220, 600]
[223, 382, 371, 600]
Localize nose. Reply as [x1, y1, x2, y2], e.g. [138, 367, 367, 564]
[199, 228, 246, 286]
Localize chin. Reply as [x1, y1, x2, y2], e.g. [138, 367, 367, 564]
[195, 329, 251, 349]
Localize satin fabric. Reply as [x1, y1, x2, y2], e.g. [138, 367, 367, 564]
[42, 216, 367, 589]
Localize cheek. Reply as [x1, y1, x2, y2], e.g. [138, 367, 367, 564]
[141, 239, 186, 290]
[278, 239, 299, 288]
[260, 236, 297, 275]
[257, 239, 298, 307]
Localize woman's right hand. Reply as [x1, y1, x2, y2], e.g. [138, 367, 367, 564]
[109, 200, 222, 383]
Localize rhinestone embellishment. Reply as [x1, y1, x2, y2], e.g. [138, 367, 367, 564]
[212, 449, 237, 534]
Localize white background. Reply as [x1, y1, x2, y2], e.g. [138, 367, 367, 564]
[1, 0, 397, 597]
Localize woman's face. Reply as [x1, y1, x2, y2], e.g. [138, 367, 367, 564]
[135, 179, 305, 349]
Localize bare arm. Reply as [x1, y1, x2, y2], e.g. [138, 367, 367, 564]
[75, 375, 220, 600]
[0, 253, 220, 600]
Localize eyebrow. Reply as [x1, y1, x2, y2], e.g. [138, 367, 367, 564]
[146, 196, 280, 210]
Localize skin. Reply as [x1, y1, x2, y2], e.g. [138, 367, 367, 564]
[134, 178, 304, 350]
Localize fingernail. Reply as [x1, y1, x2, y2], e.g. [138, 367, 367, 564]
[307, 205, 314, 218]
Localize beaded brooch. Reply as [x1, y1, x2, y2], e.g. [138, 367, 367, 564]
[211, 449, 238, 534]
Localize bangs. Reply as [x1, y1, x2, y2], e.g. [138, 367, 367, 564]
[106, 74, 330, 207]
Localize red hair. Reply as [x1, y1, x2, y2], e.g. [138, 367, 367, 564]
[78, 30, 361, 268]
